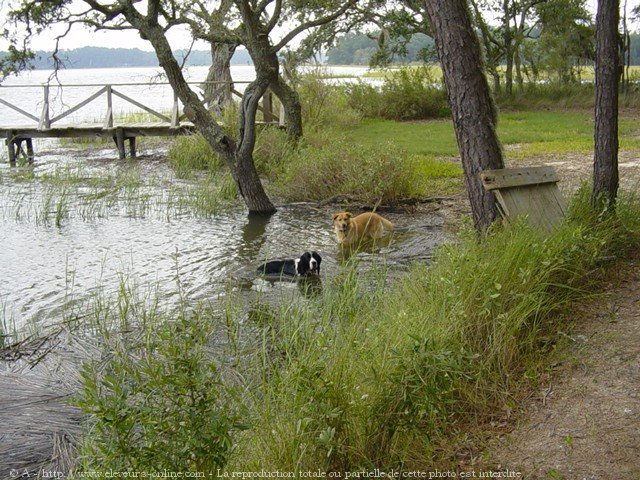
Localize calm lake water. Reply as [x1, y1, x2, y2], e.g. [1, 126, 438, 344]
[0, 66, 445, 338]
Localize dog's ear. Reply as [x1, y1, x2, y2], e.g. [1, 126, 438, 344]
[297, 253, 310, 275]
[345, 212, 352, 218]
[332, 213, 340, 221]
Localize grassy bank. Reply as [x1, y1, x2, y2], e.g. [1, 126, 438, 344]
[349, 110, 640, 160]
[167, 107, 640, 207]
[164, 68, 640, 207]
[72, 189, 640, 472]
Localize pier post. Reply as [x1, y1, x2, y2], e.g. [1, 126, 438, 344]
[114, 127, 126, 159]
[6, 131, 16, 164]
[129, 137, 136, 158]
[26, 138, 34, 162]
[105, 85, 114, 128]
[39, 85, 51, 130]
[171, 92, 179, 127]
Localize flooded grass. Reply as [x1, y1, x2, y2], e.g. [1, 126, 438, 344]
[0, 160, 238, 225]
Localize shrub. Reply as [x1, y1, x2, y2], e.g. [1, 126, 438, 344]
[273, 136, 423, 205]
[297, 72, 362, 131]
[345, 67, 450, 121]
[272, 130, 462, 205]
[75, 310, 245, 473]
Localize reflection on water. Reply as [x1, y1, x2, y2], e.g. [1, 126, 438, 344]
[0, 153, 447, 335]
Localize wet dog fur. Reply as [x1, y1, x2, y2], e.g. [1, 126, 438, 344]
[332, 211, 394, 245]
[257, 251, 322, 277]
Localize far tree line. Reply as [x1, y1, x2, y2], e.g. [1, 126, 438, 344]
[0, 46, 254, 70]
[327, 30, 640, 69]
[7, 29, 640, 74]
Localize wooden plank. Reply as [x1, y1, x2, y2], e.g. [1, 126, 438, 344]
[481, 166, 560, 191]
[0, 123, 196, 139]
[111, 89, 171, 122]
[0, 98, 39, 123]
[482, 166, 567, 235]
[49, 86, 107, 124]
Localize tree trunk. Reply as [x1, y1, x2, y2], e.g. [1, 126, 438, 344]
[269, 75, 303, 141]
[514, 49, 524, 91]
[505, 49, 514, 96]
[130, 17, 275, 213]
[424, 0, 505, 232]
[592, 0, 620, 209]
[201, 43, 236, 115]
[503, 1, 514, 96]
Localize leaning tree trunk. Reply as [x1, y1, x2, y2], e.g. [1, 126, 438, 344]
[269, 75, 303, 141]
[201, 43, 236, 115]
[235, 76, 277, 210]
[592, 0, 620, 210]
[131, 17, 275, 213]
[424, 0, 505, 232]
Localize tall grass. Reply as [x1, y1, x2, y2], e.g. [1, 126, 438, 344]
[169, 134, 223, 178]
[496, 80, 640, 110]
[71, 189, 640, 471]
[229, 189, 640, 470]
[2, 163, 237, 223]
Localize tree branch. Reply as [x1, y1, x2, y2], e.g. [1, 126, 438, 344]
[265, 0, 282, 33]
[273, 0, 357, 52]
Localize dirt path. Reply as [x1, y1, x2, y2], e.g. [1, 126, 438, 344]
[490, 259, 640, 479]
[485, 149, 640, 479]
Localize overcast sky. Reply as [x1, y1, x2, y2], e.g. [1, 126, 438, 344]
[0, 0, 634, 53]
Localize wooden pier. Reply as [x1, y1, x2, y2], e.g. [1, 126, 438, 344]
[0, 81, 278, 162]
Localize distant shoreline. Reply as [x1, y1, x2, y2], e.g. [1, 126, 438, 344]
[0, 47, 366, 71]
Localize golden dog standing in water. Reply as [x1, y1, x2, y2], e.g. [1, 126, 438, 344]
[332, 211, 394, 245]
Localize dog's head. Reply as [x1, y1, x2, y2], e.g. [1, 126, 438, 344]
[332, 212, 353, 233]
[295, 251, 322, 276]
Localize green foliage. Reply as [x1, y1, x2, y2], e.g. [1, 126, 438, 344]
[326, 31, 435, 66]
[345, 67, 450, 120]
[75, 311, 245, 473]
[297, 71, 362, 131]
[532, 0, 594, 83]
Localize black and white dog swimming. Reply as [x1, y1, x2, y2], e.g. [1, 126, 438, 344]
[257, 251, 322, 277]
